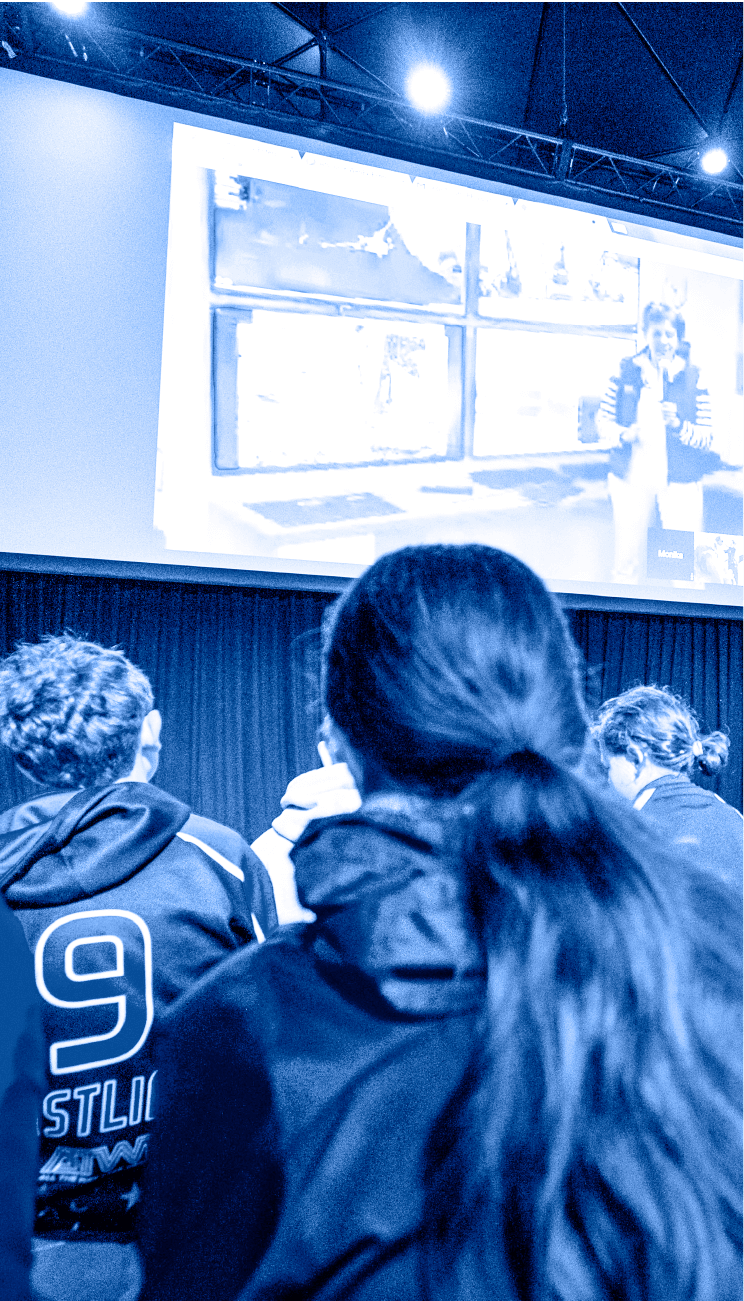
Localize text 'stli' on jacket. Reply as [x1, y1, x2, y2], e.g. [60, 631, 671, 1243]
[0, 781, 277, 1240]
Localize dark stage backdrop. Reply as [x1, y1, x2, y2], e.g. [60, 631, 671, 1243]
[0, 570, 330, 843]
[0, 569, 741, 839]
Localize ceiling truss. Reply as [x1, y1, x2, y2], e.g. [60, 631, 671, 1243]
[1, 5, 740, 235]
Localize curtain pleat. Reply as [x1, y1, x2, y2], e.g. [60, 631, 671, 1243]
[0, 571, 740, 839]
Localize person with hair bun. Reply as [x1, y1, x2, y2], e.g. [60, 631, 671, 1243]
[593, 684, 742, 888]
[140, 545, 741, 1301]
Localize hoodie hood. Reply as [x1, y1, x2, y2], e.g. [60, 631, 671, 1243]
[0, 783, 190, 907]
[292, 791, 485, 1017]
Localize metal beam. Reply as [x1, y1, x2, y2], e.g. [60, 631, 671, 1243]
[613, 2, 744, 187]
[331, 7, 389, 39]
[271, 0, 399, 97]
[318, 2, 326, 115]
[271, 38, 318, 70]
[271, 3, 313, 38]
[1, 6, 739, 235]
[523, 2, 550, 129]
[719, 55, 742, 131]
[614, 3, 712, 138]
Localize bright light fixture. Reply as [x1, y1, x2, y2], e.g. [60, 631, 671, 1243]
[406, 64, 451, 114]
[50, 0, 88, 15]
[700, 147, 728, 175]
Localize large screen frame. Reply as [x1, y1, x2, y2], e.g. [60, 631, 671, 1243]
[0, 551, 740, 623]
[154, 120, 742, 608]
[0, 67, 741, 614]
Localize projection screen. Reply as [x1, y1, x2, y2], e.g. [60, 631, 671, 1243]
[1, 69, 741, 606]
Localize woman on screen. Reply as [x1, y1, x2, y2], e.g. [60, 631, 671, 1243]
[598, 302, 719, 584]
[140, 544, 741, 1301]
[593, 684, 742, 888]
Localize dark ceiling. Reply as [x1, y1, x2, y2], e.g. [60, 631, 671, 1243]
[2, 3, 742, 230]
[79, 2, 744, 164]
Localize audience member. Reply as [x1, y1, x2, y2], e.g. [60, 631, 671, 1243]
[139, 544, 741, 1301]
[250, 740, 360, 922]
[593, 684, 742, 888]
[0, 893, 45, 1301]
[0, 634, 277, 1301]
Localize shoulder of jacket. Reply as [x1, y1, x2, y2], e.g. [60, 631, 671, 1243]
[711, 793, 744, 821]
[620, 351, 645, 374]
[176, 813, 250, 883]
[0, 791, 77, 833]
[302, 805, 441, 851]
[655, 780, 741, 817]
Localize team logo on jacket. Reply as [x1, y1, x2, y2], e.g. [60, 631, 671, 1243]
[39, 1134, 150, 1186]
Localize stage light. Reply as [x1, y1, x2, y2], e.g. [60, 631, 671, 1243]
[50, 0, 88, 15]
[406, 65, 451, 114]
[700, 147, 728, 174]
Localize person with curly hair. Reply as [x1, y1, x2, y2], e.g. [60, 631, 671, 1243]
[139, 545, 740, 1301]
[0, 634, 277, 1301]
[0, 635, 157, 791]
[593, 684, 742, 887]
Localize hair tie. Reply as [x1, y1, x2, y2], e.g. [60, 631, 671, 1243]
[692, 740, 703, 757]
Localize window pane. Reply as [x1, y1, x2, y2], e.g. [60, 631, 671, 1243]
[473, 330, 635, 456]
[234, 312, 450, 469]
[214, 174, 463, 310]
[478, 205, 639, 328]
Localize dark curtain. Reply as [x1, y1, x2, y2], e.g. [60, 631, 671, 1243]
[0, 571, 334, 843]
[0, 571, 740, 843]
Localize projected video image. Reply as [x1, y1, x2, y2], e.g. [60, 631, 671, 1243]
[479, 210, 639, 328]
[218, 313, 451, 471]
[155, 124, 743, 600]
[213, 173, 463, 309]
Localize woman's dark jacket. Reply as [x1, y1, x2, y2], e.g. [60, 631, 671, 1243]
[140, 793, 484, 1301]
[633, 773, 743, 889]
[604, 348, 719, 482]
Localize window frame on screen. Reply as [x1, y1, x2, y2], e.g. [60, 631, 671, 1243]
[208, 189, 642, 477]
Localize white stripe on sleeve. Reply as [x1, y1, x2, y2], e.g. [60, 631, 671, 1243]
[176, 831, 245, 881]
[633, 788, 656, 812]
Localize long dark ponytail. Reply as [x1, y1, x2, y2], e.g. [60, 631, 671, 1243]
[324, 545, 741, 1301]
[426, 754, 741, 1300]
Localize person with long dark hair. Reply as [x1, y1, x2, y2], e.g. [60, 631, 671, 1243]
[139, 544, 741, 1301]
[593, 684, 742, 888]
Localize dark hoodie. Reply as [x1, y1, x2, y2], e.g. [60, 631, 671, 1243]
[0, 895, 45, 1300]
[633, 774, 743, 889]
[0, 782, 277, 1240]
[139, 789, 742, 1301]
[140, 793, 484, 1301]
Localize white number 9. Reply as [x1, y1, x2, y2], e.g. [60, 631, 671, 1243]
[35, 910, 154, 1075]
